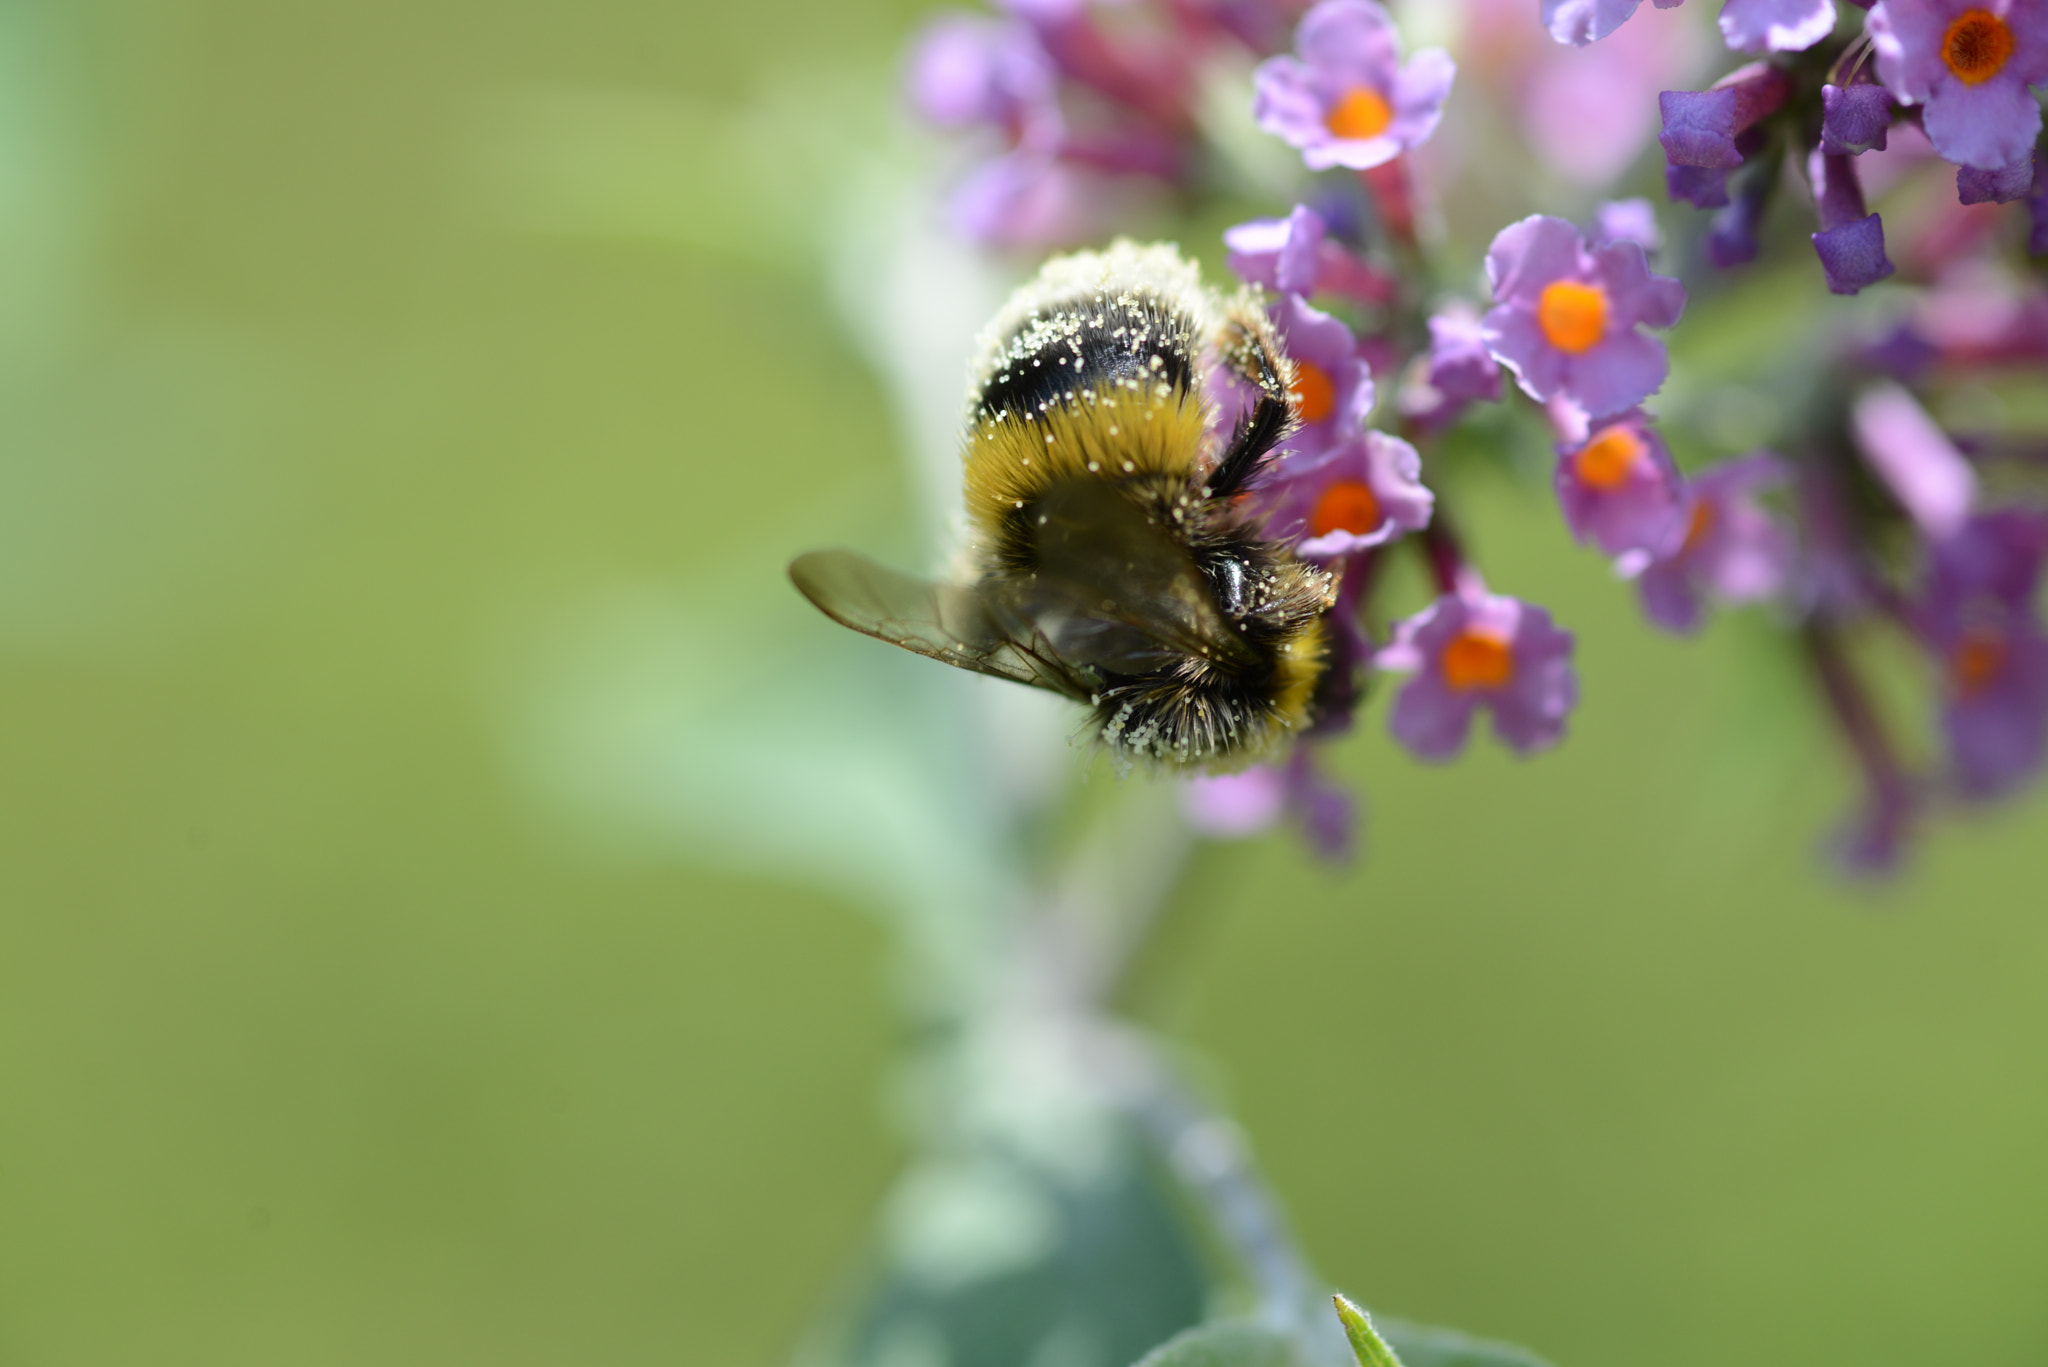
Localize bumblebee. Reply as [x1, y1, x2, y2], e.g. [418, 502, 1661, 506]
[790, 240, 1335, 770]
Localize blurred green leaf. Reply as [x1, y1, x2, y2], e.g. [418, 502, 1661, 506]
[1132, 1320, 1302, 1367]
[810, 1124, 1212, 1367]
[1376, 1319, 1554, 1367]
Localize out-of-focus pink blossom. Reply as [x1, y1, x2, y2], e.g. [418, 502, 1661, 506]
[1593, 198, 1663, 252]
[1850, 382, 1978, 538]
[1632, 453, 1797, 632]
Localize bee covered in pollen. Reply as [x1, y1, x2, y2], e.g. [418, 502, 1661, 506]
[789, 240, 1338, 770]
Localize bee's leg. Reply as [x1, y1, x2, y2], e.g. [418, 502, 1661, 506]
[1215, 288, 1295, 408]
[1205, 289, 1299, 499]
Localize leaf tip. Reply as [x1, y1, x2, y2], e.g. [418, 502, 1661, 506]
[1332, 1293, 1403, 1367]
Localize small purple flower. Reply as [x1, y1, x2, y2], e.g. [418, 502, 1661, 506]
[1809, 150, 1896, 293]
[1820, 82, 1896, 154]
[1253, 0, 1456, 171]
[1424, 304, 1503, 405]
[1956, 153, 2036, 203]
[1481, 214, 1687, 420]
[1553, 410, 1690, 557]
[1849, 382, 1979, 538]
[1718, 0, 1838, 52]
[1633, 453, 1796, 632]
[1593, 197, 1664, 253]
[1182, 747, 1358, 860]
[1261, 430, 1434, 558]
[1542, 0, 1686, 47]
[1910, 510, 2048, 798]
[1274, 293, 1375, 454]
[1224, 205, 1397, 304]
[1658, 64, 1791, 168]
[906, 14, 1057, 131]
[1868, 0, 2048, 170]
[1379, 590, 1578, 760]
[1813, 216, 1897, 293]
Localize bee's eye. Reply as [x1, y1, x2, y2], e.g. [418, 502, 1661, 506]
[1212, 556, 1248, 617]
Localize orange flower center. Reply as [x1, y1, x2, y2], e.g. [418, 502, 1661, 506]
[1681, 499, 1715, 553]
[1325, 86, 1393, 141]
[1308, 479, 1382, 537]
[1441, 628, 1515, 692]
[1291, 360, 1336, 424]
[1537, 281, 1608, 353]
[1950, 626, 2008, 698]
[1942, 9, 2014, 85]
[1574, 424, 1646, 490]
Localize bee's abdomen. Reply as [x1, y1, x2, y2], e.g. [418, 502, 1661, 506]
[974, 293, 1200, 428]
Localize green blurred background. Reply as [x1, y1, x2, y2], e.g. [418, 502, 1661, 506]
[3, 2, 2045, 1366]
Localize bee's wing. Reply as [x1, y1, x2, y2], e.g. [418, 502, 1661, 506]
[788, 549, 1097, 700]
[994, 479, 1259, 675]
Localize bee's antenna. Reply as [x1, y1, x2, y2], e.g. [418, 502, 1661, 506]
[1205, 393, 1292, 499]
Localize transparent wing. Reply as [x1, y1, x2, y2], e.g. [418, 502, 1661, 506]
[789, 549, 1097, 700]
[994, 480, 1257, 675]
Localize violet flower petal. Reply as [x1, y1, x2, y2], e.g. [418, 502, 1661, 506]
[1718, 0, 1836, 53]
[1667, 161, 1734, 208]
[1921, 73, 2045, 171]
[1484, 213, 1586, 301]
[1820, 83, 1893, 155]
[1957, 155, 2036, 205]
[1543, 0, 1648, 46]
[1482, 305, 1571, 402]
[1573, 329, 1670, 419]
[1659, 88, 1744, 168]
[1813, 215, 1896, 294]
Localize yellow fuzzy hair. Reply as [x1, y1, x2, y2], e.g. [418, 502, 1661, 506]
[961, 381, 1210, 542]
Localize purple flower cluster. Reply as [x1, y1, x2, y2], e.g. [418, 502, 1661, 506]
[1186, 189, 1593, 854]
[1646, 0, 2048, 294]
[905, 0, 1282, 246]
[901, 0, 2048, 876]
[1801, 378, 2048, 871]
